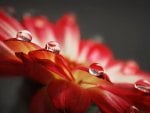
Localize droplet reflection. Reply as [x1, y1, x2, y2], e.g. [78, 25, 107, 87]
[89, 63, 104, 76]
[134, 80, 150, 93]
[45, 41, 60, 54]
[16, 30, 32, 42]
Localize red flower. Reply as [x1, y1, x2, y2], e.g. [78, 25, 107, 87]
[0, 10, 150, 113]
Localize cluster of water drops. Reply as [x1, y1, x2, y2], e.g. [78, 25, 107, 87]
[16, 30, 60, 54]
[16, 30, 150, 94]
[89, 62, 150, 94]
[15, 29, 150, 113]
[88, 62, 150, 113]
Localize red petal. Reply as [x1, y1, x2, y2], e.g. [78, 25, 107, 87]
[0, 59, 24, 76]
[30, 88, 60, 113]
[0, 41, 24, 76]
[29, 50, 74, 80]
[47, 79, 90, 113]
[0, 10, 23, 38]
[107, 60, 140, 74]
[4, 39, 41, 54]
[106, 60, 150, 84]
[78, 40, 113, 67]
[16, 50, 73, 84]
[0, 41, 16, 60]
[0, 27, 11, 40]
[29, 49, 56, 61]
[121, 60, 140, 75]
[72, 69, 110, 89]
[102, 83, 150, 112]
[56, 14, 80, 60]
[23, 15, 56, 47]
[88, 87, 130, 113]
[55, 55, 74, 80]
[16, 52, 53, 84]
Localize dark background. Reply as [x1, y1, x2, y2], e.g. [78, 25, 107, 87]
[0, 0, 150, 113]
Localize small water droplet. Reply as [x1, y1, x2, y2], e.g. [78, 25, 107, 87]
[89, 63, 104, 76]
[16, 30, 32, 42]
[45, 41, 60, 54]
[127, 106, 140, 113]
[134, 80, 150, 93]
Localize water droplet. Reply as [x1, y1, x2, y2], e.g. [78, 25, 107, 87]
[16, 30, 32, 42]
[89, 63, 104, 76]
[134, 80, 150, 93]
[127, 106, 140, 113]
[45, 41, 60, 54]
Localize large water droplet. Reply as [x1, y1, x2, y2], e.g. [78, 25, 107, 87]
[134, 80, 150, 93]
[16, 30, 32, 42]
[89, 63, 104, 76]
[45, 41, 60, 54]
[127, 106, 140, 113]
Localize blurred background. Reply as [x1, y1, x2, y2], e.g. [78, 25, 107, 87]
[1, 0, 150, 71]
[0, 0, 150, 113]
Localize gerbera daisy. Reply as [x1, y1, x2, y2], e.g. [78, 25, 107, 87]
[0, 10, 150, 113]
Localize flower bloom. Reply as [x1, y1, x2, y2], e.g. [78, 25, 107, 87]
[0, 10, 150, 113]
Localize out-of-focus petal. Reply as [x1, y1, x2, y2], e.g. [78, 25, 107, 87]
[23, 15, 56, 46]
[47, 79, 90, 113]
[0, 10, 23, 38]
[0, 41, 16, 59]
[56, 14, 80, 60]
[102, 83, 150, 112]
[15, 52, 54, 84]
[0, 27, 11, 40]
[106, 60, 150, 84]
[0, 59, 24, 76]
[0, 41, 24, 76]
[78, 40, 113, 67]
[106, 60, 140, 75]
[88, 87, 130, 113]
[30, 88, 60, 113]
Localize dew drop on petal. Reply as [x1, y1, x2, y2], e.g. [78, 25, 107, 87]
[134, 80, 150, 93]
[127, 106, 140, 113]
[16, 30, 32, 42]
[89, 63, 104, 76]
[45, 41, 60, 54]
